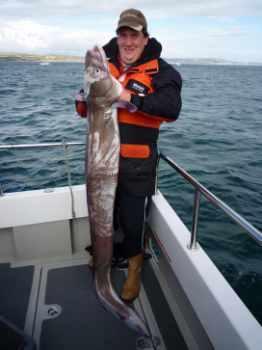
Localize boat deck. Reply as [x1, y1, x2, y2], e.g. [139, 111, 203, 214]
[0, 256, 188, 350]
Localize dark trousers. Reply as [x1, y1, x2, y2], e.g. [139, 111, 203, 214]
[114, 187, 150, 259]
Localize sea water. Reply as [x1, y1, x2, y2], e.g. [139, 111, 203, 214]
[0, 60, 261, 325]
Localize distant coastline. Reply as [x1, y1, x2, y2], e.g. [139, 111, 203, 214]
[0, 52, 261, 66]
[0, 53, 83, 63]
[166, 58, 262, 66]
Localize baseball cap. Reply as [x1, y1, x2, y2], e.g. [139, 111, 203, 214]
[117, 8, 148, 34]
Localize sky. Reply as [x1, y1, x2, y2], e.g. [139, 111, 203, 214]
[0, 0, 262, 62]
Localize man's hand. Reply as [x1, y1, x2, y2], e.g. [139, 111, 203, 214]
[75, 89, 88, 118]
[113, 89, 137, 112]
[119, 89, 131, 103]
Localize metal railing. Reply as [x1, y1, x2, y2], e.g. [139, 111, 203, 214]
[0, 141, 85, 219]
[0, 141, 85, 149]
[160, 153, 262, 248]
[0, 141, 85, 201]
[0, 142, 261, 248]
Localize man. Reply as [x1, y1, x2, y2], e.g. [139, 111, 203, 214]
[77, 9, 182, 302]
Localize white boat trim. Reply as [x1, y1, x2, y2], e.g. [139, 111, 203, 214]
[148, 191, 262, 349]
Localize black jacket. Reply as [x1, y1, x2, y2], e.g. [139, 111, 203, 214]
[103, 37, 182, 196]
[103, 37, 182, 120]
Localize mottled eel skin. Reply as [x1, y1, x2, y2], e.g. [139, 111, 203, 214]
[84, 46, 153, 342]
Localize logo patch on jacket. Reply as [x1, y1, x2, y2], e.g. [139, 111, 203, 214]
[126, 79, 149, 95]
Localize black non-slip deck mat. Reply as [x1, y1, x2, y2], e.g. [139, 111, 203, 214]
[0, 316, 36, 350]
[40, 265, 139, 350]
[0, 263, 34, 330]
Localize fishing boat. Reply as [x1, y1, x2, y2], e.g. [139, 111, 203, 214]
[0, 142, 261, 350]
[39, 62, 50, 66]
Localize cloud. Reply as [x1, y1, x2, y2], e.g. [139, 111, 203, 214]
[0, 19, 108, 55]
[1, 0, 262, 17]
[0, 2, 261, 61]
[161, 24, 259, 61]
[0, 0, 133, 18]
[0, 20, 50, 52]
[166, 0, 262, 16]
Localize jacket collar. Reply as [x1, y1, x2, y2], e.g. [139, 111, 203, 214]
[103, 37, 162, 67]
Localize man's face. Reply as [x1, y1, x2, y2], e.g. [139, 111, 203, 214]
[117, 28, 148, 65]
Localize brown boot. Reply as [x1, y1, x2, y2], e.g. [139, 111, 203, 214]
[121, 253, 143, 302]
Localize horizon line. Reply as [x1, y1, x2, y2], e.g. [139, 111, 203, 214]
[0, 51, 262, 65]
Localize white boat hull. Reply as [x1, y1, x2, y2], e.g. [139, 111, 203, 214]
[0, 185, 261, 349]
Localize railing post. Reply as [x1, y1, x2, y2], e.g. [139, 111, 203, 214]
[63, 141, 72, 188]
[0, 184, 4, 197]
[189, 189, 201, 249]
[62, 140, 76, 219]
